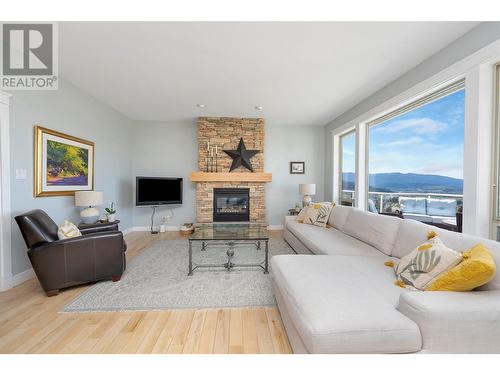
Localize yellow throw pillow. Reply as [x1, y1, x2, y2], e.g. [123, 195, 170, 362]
[394, 231, 463, 290]
[425, 244, 496, 291]
[57, 220, 82, 240]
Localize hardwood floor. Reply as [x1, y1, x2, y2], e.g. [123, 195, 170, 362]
[0, 231, 292, 354]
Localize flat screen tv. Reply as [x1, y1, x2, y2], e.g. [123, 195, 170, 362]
[136, 177, 183, 206]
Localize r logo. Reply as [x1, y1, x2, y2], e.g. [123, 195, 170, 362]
[2, 23, 53, 76]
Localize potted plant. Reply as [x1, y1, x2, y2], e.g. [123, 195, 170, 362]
[105, 202, 117, 222]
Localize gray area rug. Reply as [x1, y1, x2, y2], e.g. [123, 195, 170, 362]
[61, 237, 294, 312]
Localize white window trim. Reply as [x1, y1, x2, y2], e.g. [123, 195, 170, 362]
[330, 37, 500, 239]
[0, 90, 12, 291]
[338, 129, 357, 206]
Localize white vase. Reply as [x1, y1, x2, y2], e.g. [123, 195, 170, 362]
[107, 213, 116, 222]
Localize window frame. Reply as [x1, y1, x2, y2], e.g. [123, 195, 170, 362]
[492, 63, 500, 225]
[365, 80, 466, 214]
[338, 129, 357, 206]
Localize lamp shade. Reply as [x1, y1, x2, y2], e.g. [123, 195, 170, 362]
[299, 184, 316, 195]
[75, 191, 103, 207]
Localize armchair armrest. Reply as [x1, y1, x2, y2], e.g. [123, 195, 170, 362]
[78, 221, 119, 235]
[397, 290, 500, 353]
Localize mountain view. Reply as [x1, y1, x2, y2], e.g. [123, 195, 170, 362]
[342, 172, 463, 194]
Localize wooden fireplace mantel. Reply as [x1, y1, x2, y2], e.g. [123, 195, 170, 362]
[190, 172, 272, 183]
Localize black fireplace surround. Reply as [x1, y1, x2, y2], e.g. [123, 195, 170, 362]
[213, 188, 250, 222]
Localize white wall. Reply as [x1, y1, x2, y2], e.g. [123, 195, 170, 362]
[9, 80, 134, 276]
[131, 121, 325, 228]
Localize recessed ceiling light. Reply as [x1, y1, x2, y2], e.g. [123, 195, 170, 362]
[255, 106, 263, 110]
[197, 104, 206, 108]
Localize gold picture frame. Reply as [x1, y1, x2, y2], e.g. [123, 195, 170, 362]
[34, 126, 95, 197]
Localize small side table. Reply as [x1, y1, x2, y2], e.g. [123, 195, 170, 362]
[288, 208, 301, 216]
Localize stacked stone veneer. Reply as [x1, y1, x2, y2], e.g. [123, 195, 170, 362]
[196, 117, 266, 223]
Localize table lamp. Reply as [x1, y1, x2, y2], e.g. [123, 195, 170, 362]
[75, 191, 104, 224]
[299, 184, 316, 207]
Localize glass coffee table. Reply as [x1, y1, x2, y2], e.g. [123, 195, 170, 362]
[188, 223, 269, 276]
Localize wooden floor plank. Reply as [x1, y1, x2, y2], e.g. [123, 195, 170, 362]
[0, 231, 291, 354]
[197, 309, 218, 354]
[213, 309, 230, 354]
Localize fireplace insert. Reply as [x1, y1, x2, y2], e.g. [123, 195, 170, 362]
[213, 188, 250, 222]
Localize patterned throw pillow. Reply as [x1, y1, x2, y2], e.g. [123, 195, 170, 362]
[57, 220, 82, 240]
[300, 202, 335, 228]
[394, 231, 463, 290]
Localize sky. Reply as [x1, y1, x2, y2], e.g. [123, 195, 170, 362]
[342, 88, 465, 180]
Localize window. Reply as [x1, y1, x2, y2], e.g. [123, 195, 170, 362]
[367, 81, 465, 225]
[339, 130, 356, 206]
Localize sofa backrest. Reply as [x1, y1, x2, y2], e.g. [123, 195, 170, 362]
[392, 219, 500, 290]
[328, 204, 352, 231]
[342, 207, 402, 256]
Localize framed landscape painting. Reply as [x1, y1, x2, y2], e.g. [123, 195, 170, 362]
[34, 126, 94, 197]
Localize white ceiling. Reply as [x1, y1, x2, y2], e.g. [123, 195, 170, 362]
[59, 22, 478, 126]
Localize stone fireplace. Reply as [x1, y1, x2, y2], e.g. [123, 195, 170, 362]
[192, 117, 270, 223]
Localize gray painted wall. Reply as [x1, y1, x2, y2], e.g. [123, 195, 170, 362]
[265, 124, 325, 225]
[131, 121, 198, 227]
[324, 22, 500, 200]
[10, 80, 133, 275]
[131, 121, 325, 228]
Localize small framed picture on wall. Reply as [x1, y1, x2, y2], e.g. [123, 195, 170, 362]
[290, 161, 305, 174]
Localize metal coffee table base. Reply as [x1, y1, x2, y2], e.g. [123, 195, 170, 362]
[188, 240, 269, 276]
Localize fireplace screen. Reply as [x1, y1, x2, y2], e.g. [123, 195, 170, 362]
[213, 188, 250, 222]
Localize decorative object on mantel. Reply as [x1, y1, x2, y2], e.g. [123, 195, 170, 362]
[75, 191, 104, 224]
[104, 202, 116, 222]
[223, 137, 260, 172]
[290, 161, 305, 174]
[299, 183, 316, 207]
[205, 141, 220, 172]
[34, 126, 94, 197]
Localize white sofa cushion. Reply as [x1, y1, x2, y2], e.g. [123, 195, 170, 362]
[271, 254, 421, 353]
[286, 220, 383, 257]
[342, 208, 402, 256]
[327, 204, 353, 231]
[397, 290, 500, 353]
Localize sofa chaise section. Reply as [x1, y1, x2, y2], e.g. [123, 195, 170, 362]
[271, 254, 422, 353]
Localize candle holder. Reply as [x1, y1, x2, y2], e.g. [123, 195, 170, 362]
[206, 145, 219, 172]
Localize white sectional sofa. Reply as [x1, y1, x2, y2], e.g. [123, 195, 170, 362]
[272, 205, 500, 353]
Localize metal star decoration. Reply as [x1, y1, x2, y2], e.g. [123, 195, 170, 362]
[223, 137, 260, 172]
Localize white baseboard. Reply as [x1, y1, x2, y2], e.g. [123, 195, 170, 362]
[132, 226, 181, 232]
[267, 225, 284, 230]
[126, 225, 283, 233]
[11, 268, 35, 288]
[122, 227, 134, 235]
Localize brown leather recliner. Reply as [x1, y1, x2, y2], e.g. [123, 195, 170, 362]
[15, 209, 127, 296]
